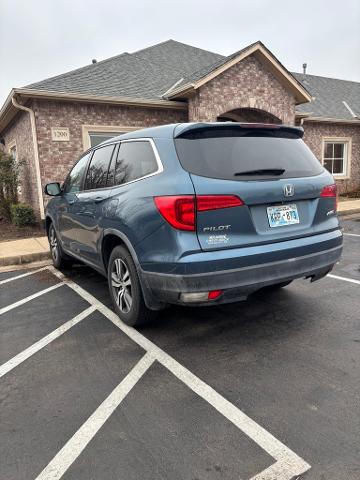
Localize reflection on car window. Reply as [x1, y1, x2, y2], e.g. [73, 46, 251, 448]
[114, 141, 158, 186]
[63, 152, 91, 193]
[84, 145, 115, 190]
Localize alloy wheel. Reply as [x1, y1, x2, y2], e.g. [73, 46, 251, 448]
[111, 258, 132, 313]
[49, 226, 58, 262]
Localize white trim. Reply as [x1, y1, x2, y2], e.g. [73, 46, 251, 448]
[81, 124, 140, 150]
[321, 137, 352, 179]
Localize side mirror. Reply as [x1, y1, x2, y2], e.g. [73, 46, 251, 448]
[44, 182, 62, 196]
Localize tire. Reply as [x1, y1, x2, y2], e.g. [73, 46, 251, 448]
[263, 280, 293, 291]
[48, 223, 71, 269]
[108, 245, 158, 327]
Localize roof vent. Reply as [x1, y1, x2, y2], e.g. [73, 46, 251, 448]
[92, 59, 97, 64]
[302, 63, 307, 74]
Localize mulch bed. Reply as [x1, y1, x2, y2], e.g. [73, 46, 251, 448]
[0, 217, 45, 242]
[339, 189, 360, 200]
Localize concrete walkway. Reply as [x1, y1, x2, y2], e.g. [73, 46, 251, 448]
[0, 199, 359, 268]
[338, 199, 360, 215]
[0, 236, 50, 267]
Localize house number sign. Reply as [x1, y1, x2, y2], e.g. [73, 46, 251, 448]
[51, 127, 70, 141]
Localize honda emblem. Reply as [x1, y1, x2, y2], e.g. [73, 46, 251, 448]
[284, 184, 294, 197]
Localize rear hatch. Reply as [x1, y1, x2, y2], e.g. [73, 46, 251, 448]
[174, 123, 338, 251]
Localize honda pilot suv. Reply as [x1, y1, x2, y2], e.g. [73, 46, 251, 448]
[45, 123, 343, 326]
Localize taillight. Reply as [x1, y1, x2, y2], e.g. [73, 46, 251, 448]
[320, 184, 337, 211]
[320, 184, 337, 197]
[154, 195, 195, 231]
[154, 194, 244, 231]
[197, 195, 244, 211]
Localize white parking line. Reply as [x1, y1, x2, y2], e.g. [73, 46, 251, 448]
[0, 266, 49, 285]
[328, 273, 360, 285]
[343, 232, 360, 237]
[0, 283, 63, 316]
[48, 266, 311, 480]
[0, 306, 95, 378]
[35, 352, 154, 480]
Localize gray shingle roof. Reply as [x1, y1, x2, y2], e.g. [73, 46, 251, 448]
[26, 40, 224, 100]
[292, 73, 360, 120]
[25, 39, 359, 121]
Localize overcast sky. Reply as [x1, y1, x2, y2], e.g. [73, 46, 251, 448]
[0, 0, 359, 106]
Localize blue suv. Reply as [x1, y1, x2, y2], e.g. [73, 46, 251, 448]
[45, 123, 343, 326]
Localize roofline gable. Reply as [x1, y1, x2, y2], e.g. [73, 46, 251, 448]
[167, 42, 312, 105]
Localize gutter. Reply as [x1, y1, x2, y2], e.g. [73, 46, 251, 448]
[0, 87, 188, 133]
[11, 96, 45, 220]
[301, 116, 360, 125]
[11, 88, 187, 109]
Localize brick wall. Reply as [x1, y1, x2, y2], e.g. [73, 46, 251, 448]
[188, 54, 296, 125]
[28, 99, 186, 215]
[3, 78, 359, 220]
[1, 108, 40, 214]
[302, 122, 360, 194]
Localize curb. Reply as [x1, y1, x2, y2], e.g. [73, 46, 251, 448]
[338, 208, 360, 217]
[0, 259, 52, 273]
[0, 251, 51, 267]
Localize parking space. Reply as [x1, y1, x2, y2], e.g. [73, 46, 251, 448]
[0, 218, 359, 479]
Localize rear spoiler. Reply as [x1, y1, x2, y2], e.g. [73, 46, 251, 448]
[174, 122, 304, 139]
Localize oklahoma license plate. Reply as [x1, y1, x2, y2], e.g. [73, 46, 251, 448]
[267, 204, 300, 228]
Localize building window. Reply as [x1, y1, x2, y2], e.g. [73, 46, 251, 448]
[8, 141, 21, 195]
[88, 131, 122, 148]
[9, 144, 17, 161]
[323, 139, 350, 177]
[82, 125, 141, 150]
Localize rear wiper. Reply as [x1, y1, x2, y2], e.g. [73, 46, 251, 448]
[234, 168, 286, 176]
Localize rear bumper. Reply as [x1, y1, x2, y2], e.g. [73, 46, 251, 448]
[139, 229, 343, 307]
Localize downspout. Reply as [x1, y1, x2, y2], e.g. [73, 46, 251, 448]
[11, 96, 45, 219]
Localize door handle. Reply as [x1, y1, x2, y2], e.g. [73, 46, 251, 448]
[94, 197, 104, 203]
[68, 199, 76, 205]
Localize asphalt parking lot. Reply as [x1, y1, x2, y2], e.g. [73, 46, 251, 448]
[1, 218, 359, 480]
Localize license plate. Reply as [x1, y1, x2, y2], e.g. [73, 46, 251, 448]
[267, 204, 300, 228]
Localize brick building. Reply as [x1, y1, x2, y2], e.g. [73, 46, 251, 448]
[0, 40, 359, 219]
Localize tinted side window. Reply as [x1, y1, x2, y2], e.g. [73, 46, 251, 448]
[84, 145, 115, 190]
[114, 141, 158, 186]
[63, 152, 91, 193]
[106, 143, 120, 187]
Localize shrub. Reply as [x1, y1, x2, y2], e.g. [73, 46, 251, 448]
[0, 149, 23, 220]
[10, 203, 36, 226]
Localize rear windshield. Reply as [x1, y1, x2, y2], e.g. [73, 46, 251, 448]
[174, 128, 323, 180]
